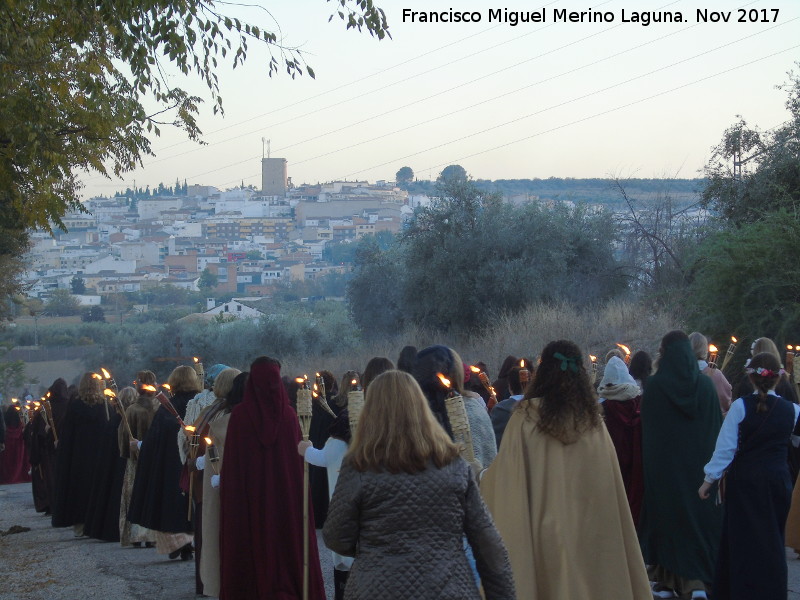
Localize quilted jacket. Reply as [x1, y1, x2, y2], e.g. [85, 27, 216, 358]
[323, 457, 516, 600]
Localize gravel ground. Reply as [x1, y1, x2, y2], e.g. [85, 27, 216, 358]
[0, 482, 334, 599]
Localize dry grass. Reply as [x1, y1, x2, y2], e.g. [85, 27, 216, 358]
[285, 300, 682, 379]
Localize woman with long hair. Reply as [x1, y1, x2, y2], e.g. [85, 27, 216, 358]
[119, 372, 158, 547]
[323, 370, 515, 600]
[481, 340, 650, 600]
[128, 365, 201, 560]
[689, 332, 733, 416]
[699, 352, 799, 599]
[51, 372, 108, 535]
[639, 330, 723, 600]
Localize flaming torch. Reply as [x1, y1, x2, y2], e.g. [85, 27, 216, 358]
[616, 343, 632, 366]
[104, 388, 134, 442]
[204, 437, 220, 474]
[41, 393, 58, 444]
[518, 359, 530, 389]
[589, 355, 598, 384]
[313, 373, 336, 418]
[141, 384, 187, 428]
[347, 376, 365, 434]
[295, 376, 313, 600]
[708, 344, 719, 369]
[437, 373, 478, 469]
[470, 365, 497, 411]
[720, 336, 738, 372]
[100, 367, 117, 392]
[786, 345, 795, 378]
[192, 357, 204, 387]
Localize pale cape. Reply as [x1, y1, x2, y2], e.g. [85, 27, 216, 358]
[199, 410, 230, 598]
[480, 400, 651, 600]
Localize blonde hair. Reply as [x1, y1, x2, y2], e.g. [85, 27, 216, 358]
[78, 372, 105, 405]
[688, 331, 709, 361]
[117, 386, 138, 409]
[213, 368, 241, 401]
[752, 337, 782, 364]
[348, 370, 459, 474]
[168, 365, 202, 394]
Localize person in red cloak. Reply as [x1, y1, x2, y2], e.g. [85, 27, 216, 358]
[1, 405, 32, 484]
[219, 356, 325, 600]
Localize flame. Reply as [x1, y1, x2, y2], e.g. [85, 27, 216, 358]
[312, 391, 319, 398]
[796, 346, 800, 352]
[295, 377, 304, 384]
[161, 383, 171, 391]
[469, 365, 481, 373]
[709, 344, 719, 353]
[519, 359, 526, 368]
[11, 398, 18, 403]
[193, 357, 199, 363]
[731, 336, 738, 343]
[91, 373, 102, 380]
[351, 378, 358, 386]
[185, 425, 196, 433]
[204, 436, 213, 446]
[436, 373, 451, 388]
[315, 372, 321, 377]
[141, 384, 157, 392]
[33, 401, 41, 407]
[616, 343, 631, 356]
[589, 355, 597, 363]
[45, 391, 51, 398]
[14, 406, 20, 411]
[789, 345, 794, 351]
[313, 383, 319, 392]
[104, 389, 116, 398]
[101, 367, 111, 379]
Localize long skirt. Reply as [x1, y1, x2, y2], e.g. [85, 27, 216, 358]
[119, 459, 155, 546]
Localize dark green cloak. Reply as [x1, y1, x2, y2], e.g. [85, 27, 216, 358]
[639, 337, 723, 583]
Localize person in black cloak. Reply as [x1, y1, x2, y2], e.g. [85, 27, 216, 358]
[397, 345, 417, 373]
[27, 378, 69, 514]
[128, 365, 200, 559]
[308, 369, 339, 527]
[83, 386, 136, 542]
[492, 355, 519, 403]
[51, 373, 108, 535]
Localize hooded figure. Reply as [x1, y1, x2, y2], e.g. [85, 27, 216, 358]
[219, 356, 325, 599]
[598, 356, 644, 526]
[639, 331, 723, 600]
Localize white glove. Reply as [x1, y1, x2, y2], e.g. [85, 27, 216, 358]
[210, 474, 220, 488]
[137, 440, 142, 450]
[195, 455, 206, 471]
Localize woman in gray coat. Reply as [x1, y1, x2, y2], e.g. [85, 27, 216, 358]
[323, 370, 515, 600]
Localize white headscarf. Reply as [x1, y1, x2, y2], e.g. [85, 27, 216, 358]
[598, 356, 641, 402]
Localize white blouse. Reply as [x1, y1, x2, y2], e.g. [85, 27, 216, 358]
[703, 391, 800, 483]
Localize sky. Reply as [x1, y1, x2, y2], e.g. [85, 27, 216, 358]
[79, 0, 800, 198]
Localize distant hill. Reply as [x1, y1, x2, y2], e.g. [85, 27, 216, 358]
[404, 178, 705, 206]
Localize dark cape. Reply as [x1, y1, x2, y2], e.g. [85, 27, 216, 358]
[308, 395, 340, 527]
[220, 360, 325, 600]
[27, 380, 70, 513]
[714, 393, 795, 600]
[603, 396, 644, 527]
[128, 391, 194, 534]
[1, 408, 31, 484]
[51, 399, 108, 527]
[639, 337, 723, 583]
[83, 412, 127, 541]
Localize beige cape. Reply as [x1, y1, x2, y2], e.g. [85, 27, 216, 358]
[480, 400, 651, 600]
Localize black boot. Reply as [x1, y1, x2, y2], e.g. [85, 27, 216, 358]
[333, 569, 349, 600]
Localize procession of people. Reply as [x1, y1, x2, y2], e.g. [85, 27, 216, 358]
[2, 330, 800, 599]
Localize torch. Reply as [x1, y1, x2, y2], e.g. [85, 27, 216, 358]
[437, 373, 478, 468]
[104, 388, 134, 443]
[347, 376, 365, 434]
[93, 372, 110, 420]
[41, 393, 59, 444]
[313, 373, 336, 418]
[708, 344, 719, 369]
[720, 336, 738, 372]
[204, 436, 220, 474]
[616, 343, 632, 366]
[192, 357, 204, 388]
[141, 384, 187, 429]
[101, 367, 117, 392]
[470, 365, 497, 411]
[589, 355, 598, 384]
[518, 359, 530, 390]
[786, 345, 795, 378]
[295, 377, 313, 600]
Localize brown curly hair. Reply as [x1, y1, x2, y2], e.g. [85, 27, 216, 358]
[523, 340, 600, 444]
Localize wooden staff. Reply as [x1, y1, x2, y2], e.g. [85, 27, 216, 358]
[104, 389, 134, 442]
[296, 381, 313, 600]
[347, 376, 364, 434]
[437, 373, 478, 468]
[720, 336, 738, 373]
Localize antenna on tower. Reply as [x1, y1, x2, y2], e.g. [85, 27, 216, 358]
[267, 139, 271, 159]
[261, 137, 265, 159]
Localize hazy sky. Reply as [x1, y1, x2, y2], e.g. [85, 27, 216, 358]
[80, 0, 800, 198]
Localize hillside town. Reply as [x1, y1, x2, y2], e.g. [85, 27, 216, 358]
[21, 158, 426, 319]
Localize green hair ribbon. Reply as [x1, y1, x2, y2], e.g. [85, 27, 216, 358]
[553, 352, 579, 373]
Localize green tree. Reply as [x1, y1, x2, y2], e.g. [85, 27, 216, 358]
[70, 276, 86, 295]
[245, 250, 264, 260]
[438, 164, 468, 184]
[45, 289, 81, 316]
[0, 344, 27, 400]
[198, 267, 218, 293]
[701, 66, 800, 225]
[395, 166, 414, 186]
[81, 305, 106, 323]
